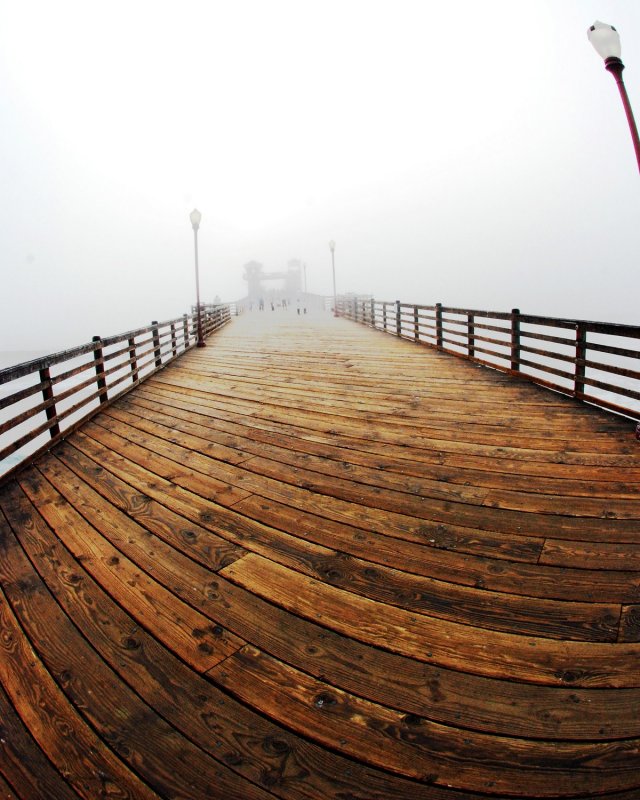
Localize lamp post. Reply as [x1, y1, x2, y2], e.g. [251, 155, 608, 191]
[189, 208, 206, 347]
[588, 20, 640, 173]
[329, 240, 338, 317]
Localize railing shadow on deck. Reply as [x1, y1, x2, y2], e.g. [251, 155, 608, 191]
[0, 304, 234, 482]
[337, 296, 640, 425]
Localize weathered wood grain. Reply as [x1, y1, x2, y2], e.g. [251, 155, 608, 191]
[209, 644, 640, 796]
[219, 553, 638, 687]
[2, 310, 640, 799]
[0, 675, 83, 800]
[2, 483, 505, 800]
[120, 391, 640, 497]
[17, 467, 244, 673]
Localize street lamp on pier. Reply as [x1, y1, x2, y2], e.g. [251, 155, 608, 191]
[588, 21, 640, 173]
[189, 208, 206, 347]
[329, 240, 337, 317]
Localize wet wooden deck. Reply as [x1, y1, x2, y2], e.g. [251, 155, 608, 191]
[2, 309, 640, 799]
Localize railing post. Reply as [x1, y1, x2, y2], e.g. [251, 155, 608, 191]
[395, 301, 402, 337]
[39, 366, 61, 438]
[92, 336, 108, 404]
[151, 321, 162, 368]
[575, 322, 587, 399]
[352, 298, 356, 320]
[183, 314, 190, 348]
[467, 312, 475, 359]
[128, 337, 139, 384]
[510, 308, 521, 372]
[370, 298, 375, 328]
[413, 305, 419, 342]
[170, 322, 177, 357]
[435, 303, 443, 349]
[383, 302, 387, 332]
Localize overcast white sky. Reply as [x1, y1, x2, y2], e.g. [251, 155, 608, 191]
[2, 0, 640, 352]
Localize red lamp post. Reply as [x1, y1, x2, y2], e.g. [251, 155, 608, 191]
[588, 21, 640, 173]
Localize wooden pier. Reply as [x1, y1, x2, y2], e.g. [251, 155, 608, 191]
[2, 308, 640, 799]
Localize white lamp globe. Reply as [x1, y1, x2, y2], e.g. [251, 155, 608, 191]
[588, 21, 622, 61]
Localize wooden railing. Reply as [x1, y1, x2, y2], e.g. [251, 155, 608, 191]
[0, 304, 232, 480]
[336, 297, 640, 423]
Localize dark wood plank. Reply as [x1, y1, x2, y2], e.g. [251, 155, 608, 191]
[0, 484, 277, 800]
[133, 379, 640, 478]
[93, 401, 640, 543]
[0, 577, 160, 800]
[3, 311, 640, 799]
[75, 421, 544, 564]
[540, 539, 640, 571]
[49, 434, 620, 642]
[17, 465, 244, 673]
[235, 494, 640, 603]
[0, 677, 82, 800]
[157, 367, 632, 452]
[1, 481, 500, 800]
[220, 553, 640, 688]
[209, 644, 640, 797]
[55, 439, 246, 570]
[122, 390, 640, 498]
[0, 773, 18, 800]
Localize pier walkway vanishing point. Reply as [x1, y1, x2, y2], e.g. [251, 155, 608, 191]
[2, 309, 640, 799]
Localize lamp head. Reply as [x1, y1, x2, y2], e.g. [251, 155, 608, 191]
[329, 240, 335, 252]
[588, 21, 622, 61]
[190, 208, 202, 230]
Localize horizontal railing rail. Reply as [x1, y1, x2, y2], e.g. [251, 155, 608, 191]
[0, 304, 232, 480]
[336, 296, 640, 423]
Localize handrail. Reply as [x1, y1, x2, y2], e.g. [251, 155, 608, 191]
[0, 304, 232, 481]
[336, 296, 640, 423]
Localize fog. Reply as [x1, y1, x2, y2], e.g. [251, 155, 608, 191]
[2, 0, 640, 354]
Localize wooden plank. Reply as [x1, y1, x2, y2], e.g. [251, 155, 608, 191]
[12, 465, 639, 749]
[235, 494, 640, 603]
[208, 644, 640, 797]
[0, 583, 160, 800]
[540, 539, 640, 571]
[52, 437, 616, 640]
[17, 466, 244, 673]
[482, 486, 640, 519]
[160, 366, 632, 447]
[133, 381, 640, 480]
[0, 773, 18, 800]
[91, 410, 640, 543]
[84, 416, 254, 506]
[149, 369, 636, 457]
[220, 553, 640, 688]
[105, 405, 491, 506]
[1, 484, 488, 800]
[67, 407, 639, 613]
[619, 606, 640, 643]
[124, 389, 640, 497]
[145, 368, 636, 458]
[73, 420, 545, 564]
[0, 486, 277, 800]
[55, 439, 246, 570]
[0, 677, 82, 800]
